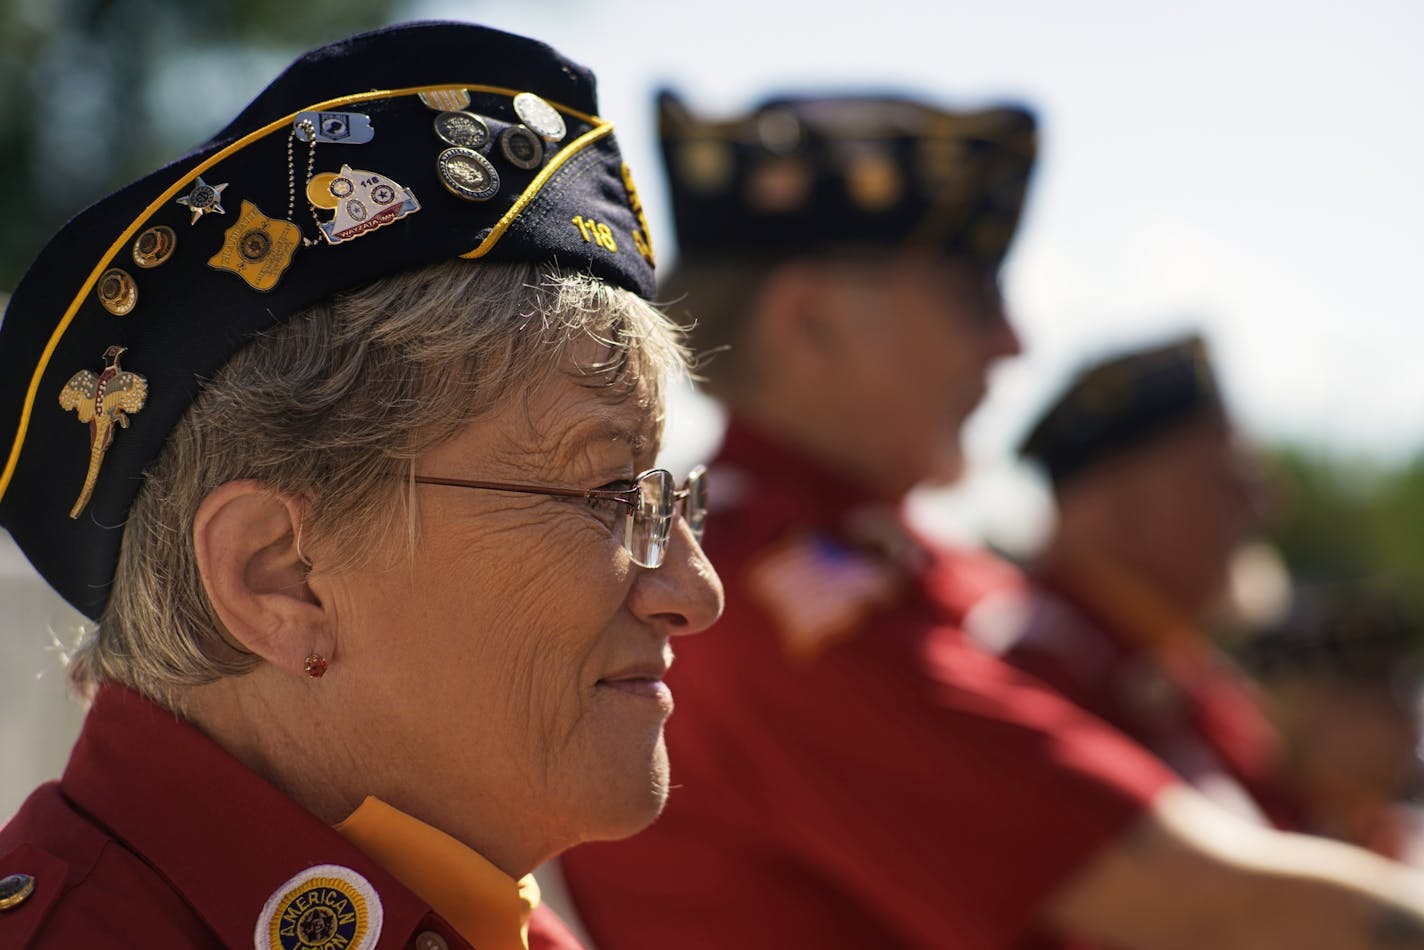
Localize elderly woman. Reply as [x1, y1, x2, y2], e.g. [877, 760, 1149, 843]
[0, 22, 720, 950]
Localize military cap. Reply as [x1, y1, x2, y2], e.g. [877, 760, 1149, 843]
[1244, 581, 1421, 686]
[658, 90, 1036, 266]
[0, 21, 658, 619]
[1020, 334, 1224, 487]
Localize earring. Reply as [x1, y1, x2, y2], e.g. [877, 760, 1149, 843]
[304, 653, 328, 678]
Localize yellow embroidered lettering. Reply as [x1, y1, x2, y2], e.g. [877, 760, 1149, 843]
[571, 215, 619, 252]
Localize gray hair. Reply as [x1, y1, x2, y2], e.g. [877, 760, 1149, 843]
[73, 260, 689, 705]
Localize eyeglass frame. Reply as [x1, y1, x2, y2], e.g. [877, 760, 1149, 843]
[411, 465, 707, 569]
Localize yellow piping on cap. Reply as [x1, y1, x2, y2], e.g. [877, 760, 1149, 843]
[0, 83, 601, 504]
[459, 122, 612, 259]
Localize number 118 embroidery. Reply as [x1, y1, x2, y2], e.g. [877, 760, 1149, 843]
[571, 215, 618, 252]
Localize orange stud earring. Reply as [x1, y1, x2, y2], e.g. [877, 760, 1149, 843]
[303, 653, 328, 678]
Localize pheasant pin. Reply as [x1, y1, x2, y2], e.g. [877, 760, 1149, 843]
[59, 346, 148, 518]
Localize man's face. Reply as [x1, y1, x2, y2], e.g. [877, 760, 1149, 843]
[1111, 414, 1259, 615]
[811, 253, 1022, 497]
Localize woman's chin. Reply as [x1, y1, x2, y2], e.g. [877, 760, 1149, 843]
[581, 738, 673, 843]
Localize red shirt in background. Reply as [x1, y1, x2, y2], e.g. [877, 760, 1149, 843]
[560, 420, 1175, 949]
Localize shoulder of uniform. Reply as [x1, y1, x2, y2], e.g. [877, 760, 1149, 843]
[0, 782, 113, 947]
[0, 842, 73, 948]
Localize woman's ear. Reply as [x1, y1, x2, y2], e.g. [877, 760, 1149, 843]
[192, 480, 330, 674]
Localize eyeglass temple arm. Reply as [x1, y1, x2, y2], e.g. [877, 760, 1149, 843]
[411, 475, 640, 508]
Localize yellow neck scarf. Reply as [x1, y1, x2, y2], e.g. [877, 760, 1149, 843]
[335, 797, 540, 950]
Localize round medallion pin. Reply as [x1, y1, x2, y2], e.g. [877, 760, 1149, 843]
[254, 864, 382, 950]
[433, 110, 490, 149]
[512, 91, 566, 142]
[498, 125, 544, 170]
[436, 147, 500, 201]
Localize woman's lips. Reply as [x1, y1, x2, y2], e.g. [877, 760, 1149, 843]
[598, 663, 674, 709]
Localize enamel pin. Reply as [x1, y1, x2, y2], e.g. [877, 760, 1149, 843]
[95, 268, 138, 316]
[433, 110, 490, 149]
[316, 165, 420, 245]
[132, 225, 177, 268]
[294, 111, 375, 145]
[208, 201, 302, 291]
[512, 92, 566, 142]
[418, 88, 471, 112]
[436, 147, 500, 201]
[176, 177, 228, 224]
[59, 346, 148, 519]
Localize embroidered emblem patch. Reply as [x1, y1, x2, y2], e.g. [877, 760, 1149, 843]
[208, 200, 302, 291]
[254, 864, 382, 950]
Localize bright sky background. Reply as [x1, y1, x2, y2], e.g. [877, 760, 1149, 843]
[400, 0, 1422, 548]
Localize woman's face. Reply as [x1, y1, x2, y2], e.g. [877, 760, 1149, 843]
[318, 356, 723, 872]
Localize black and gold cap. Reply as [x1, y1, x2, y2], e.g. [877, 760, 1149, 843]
[1020, 334, 1225, 488]
[658, 90, 1036, 266]
[0, 21, 659, 619]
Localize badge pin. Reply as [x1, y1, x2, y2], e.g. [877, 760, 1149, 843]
[0, 873, 36, 911]
[433, 110, 490, 149]
[255, 864, 382, 950]
[846, 152, 904, 211]
[59, 346, 148, 519]
[418, 88, 471, 112]
[293, 110, 375, 145]
[498, 125, 544, 170]
[176, 177, 228, 225]
[95, 268, 138, 316]
[132, 225, 177, 268]
[512, 92, 566, 143]
[208, 201, 302, 291]
[436, 147, 500, 201]
[675, 139, 734, 194]
[316, 164, 420, 244]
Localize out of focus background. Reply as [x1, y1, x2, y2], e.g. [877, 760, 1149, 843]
[2, 0, 1421, 823]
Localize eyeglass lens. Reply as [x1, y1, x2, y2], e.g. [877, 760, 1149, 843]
[625, 467, 707, 569]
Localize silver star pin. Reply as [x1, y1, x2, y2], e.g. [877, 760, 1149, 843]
[176, 177, 229, 225]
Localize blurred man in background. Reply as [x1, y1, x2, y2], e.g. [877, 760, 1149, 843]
[971, 336, 1299, 827]
[1244, 580, 1424, 859]
[558, 91, 1424, 949]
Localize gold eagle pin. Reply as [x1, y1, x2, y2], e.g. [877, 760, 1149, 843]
[59, 346, 148, 519]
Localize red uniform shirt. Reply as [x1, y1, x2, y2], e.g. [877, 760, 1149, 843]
[972, 557, 1295, 828]
[560, 420, 1175, 949]
[0, 684, 584, 950]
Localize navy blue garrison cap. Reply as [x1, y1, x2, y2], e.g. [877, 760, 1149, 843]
[0, 21, 658, 619]
[658, 90, 1036, 266]
[1020, 334, 1225, 488]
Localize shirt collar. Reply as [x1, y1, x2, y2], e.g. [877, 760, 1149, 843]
[335, 796, 538, 950]
[715, 416, 892, 534]
[60, 684, 447, 949]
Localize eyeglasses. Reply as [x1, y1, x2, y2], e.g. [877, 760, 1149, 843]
[412, 466, 707, 569]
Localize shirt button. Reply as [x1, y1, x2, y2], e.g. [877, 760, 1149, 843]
[415, 931, 449, 950]
[0, 873, 36, 911]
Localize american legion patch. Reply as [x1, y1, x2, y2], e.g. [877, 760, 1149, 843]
[254, 864, 382, 950]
